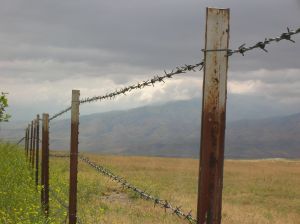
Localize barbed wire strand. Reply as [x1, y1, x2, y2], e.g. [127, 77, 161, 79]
[81, 155, 196, 223]
[47, 27, 300, 122]
[50, 153, 197, 223]
[49, 187, 82, 223]
[226, 27, 300, 56]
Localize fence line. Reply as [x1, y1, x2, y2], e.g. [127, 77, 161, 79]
[11, 8, 300, 224]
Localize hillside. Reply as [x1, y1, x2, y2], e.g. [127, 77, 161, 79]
[44, 98, 300, 158]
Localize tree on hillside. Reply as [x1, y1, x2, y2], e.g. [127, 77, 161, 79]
[0, 92, 11, 122]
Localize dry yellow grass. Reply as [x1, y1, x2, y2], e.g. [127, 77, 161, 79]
[49, 154, 300, 224]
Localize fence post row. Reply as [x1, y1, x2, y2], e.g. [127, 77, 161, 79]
[197, 8, 230, 224]
[35, 114, 40, 186]
[69, 90, 80, 224]
[41, 113, 49, 216]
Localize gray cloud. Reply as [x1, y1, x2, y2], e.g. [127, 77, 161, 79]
[0, 0, 300, 122]
[0, 0, 299, 75]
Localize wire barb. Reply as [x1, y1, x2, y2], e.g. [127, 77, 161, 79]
[77, 155, 197, 223]
[227, 27, 300, 56]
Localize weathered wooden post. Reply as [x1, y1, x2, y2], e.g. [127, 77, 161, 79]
[69, 90, 80, 224]
[35, 114, 40, 186]
[41, 113, 49, 216]
[197, 8, 230, 224]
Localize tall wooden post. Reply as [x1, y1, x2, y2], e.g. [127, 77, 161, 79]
[41, 113, 49, 216]
[30, 121, 34, 165]
[32, 119, 36, 169]
[35, 114, 40, 186]
[197, 8, 230, 224]
[69, 90, 80, 224]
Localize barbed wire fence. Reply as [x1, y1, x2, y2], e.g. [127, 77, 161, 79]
[11, 10, 300, 224]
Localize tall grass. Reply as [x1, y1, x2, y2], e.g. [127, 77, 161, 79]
[0, 143, 47, 224]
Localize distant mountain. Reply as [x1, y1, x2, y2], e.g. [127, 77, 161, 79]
[47, 99, 300, 159]
[1, 97, 300, 158]
[226, 113, 300, 158]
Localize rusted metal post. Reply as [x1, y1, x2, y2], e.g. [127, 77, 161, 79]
[32, 119, 36, 169]
[69, 90, 80, 224]
[30, 121, 34, 165]
[41, 113, 49, 216]
[25, 127, 28, 156]
[197, 8, 230, 224]
[26, 125, 30, 159]
[35, 114, 40, 186]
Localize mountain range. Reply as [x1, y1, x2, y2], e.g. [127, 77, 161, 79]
[1, 97, 300, 158]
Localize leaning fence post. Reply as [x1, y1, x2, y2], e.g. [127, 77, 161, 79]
[41, 113, 49, 216]
[35, 114, 40, 186]
[197, 8, 230, 224]
[69, 90, 80, 224]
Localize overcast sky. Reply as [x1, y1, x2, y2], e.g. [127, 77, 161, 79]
[0, 0, 300, 122]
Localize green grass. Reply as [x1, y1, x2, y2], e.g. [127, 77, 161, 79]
[1, 144, 300, 223]
[0, 143, 47, 224]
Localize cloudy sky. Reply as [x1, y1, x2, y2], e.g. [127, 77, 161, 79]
[0, 0, 300, 122]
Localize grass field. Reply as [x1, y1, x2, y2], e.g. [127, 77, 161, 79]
[1, 144, 300, 223]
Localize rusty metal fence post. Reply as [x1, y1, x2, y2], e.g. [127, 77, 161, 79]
[41, 113, 49, 216]
[35, 114, 40, 186]
[197, 8, 230, 224]
[69, 90, 80, 224]
[32, 119, 36, 169]
[25, 127, 28, 157]
[30, 121, 33, 165]
[26, 125, 30, 160]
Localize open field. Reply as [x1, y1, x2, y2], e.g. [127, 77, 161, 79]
[1, 144, 300, 223]
[49, 152, 300, 224]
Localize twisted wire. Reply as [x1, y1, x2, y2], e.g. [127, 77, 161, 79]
[49, 106, 72, 122]
[227, 27, 300, 56]
[79, 62, 204, 105]
[49, 167, 83, 223]
[47, 27, 300, 122]
[50, 153, 196, 222]
[80, 155, 197, 223]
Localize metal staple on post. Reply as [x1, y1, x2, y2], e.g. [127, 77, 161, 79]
[68, 90, 80, 224]
[197, 8, 230, 224]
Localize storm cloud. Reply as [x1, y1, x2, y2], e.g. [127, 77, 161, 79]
[0, 0, 299, 121]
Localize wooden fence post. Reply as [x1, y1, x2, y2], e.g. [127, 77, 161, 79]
[41, 113, 49, 216]
[32, 119, 36, 169]
[197, 8, 230, 224]
[35, 114, 40, 186]
[69, 90, 80, 224]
